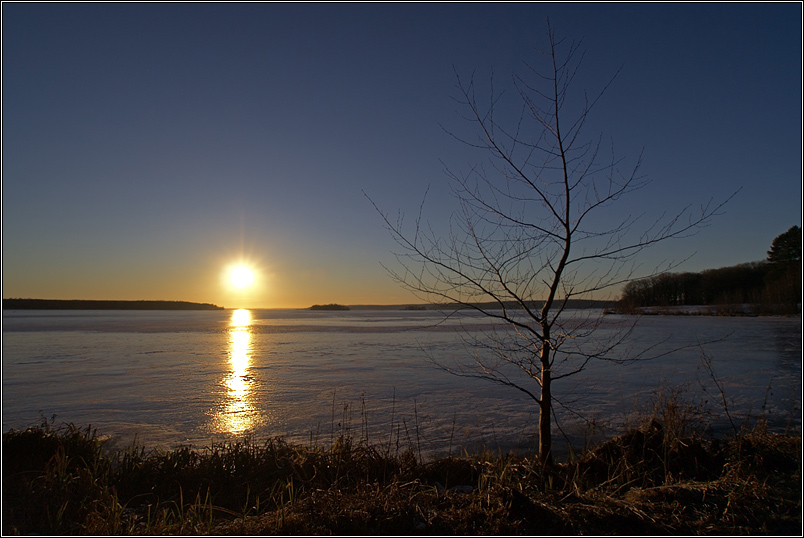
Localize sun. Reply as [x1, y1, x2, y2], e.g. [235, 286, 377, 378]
[229, 265, 255, 289]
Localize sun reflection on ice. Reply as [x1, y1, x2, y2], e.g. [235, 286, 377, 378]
[231, 308, 251, 327]
[212, 309, 260, 434]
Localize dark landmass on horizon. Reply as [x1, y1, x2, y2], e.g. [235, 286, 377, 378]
[2, 299, 223, 310]
[344, 299, 618, 311]
[309, 303, 351, 311]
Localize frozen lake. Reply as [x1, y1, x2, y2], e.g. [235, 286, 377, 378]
[2, 308, 801, 457]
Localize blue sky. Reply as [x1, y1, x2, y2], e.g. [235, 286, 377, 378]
[2, 2, 801, 308]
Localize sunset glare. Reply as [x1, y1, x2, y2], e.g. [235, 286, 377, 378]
[229, 266, 255, 290]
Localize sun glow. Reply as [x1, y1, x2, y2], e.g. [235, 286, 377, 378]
[229, 265, 255, 289]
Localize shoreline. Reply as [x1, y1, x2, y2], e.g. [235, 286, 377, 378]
[607, 303, 801, 317]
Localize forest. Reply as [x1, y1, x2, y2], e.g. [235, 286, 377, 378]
[618, 226, 801, 314]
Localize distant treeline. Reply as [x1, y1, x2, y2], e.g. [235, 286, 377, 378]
[618, 226, 801, 315]
[3, 299, 223, 311]
[434, 299, 618, 311]
[618, 262, 798, 312]
[308, 300, 617, 311]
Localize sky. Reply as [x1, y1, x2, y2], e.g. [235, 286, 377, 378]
[2, 2, 801, 309]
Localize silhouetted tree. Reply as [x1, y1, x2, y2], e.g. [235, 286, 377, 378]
[765, 226, 802, 311]
[371, 23, 731, 464]
[767, 226, 801, 264]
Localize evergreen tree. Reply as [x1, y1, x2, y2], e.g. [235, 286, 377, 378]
[767, 225, 801, 264]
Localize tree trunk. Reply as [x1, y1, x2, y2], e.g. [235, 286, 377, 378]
[539, 341, 553, 465]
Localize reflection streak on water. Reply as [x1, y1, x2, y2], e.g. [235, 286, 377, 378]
[214, 309, 258, 434]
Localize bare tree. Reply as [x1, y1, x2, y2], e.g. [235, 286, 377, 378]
[369, 23, 733, 464]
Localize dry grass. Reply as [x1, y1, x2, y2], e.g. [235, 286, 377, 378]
[3, 399, 801, 535]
